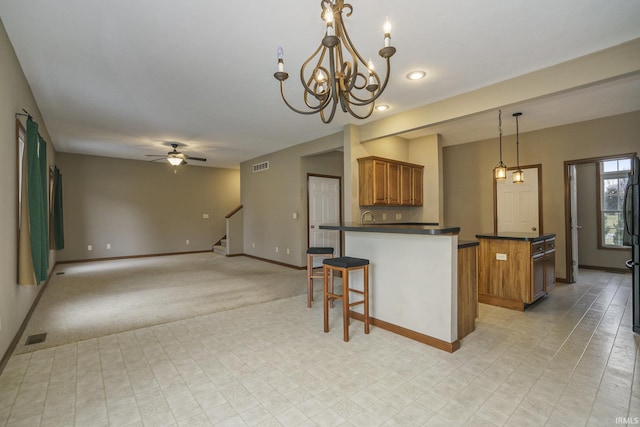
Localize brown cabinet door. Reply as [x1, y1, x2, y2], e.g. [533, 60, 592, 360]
[412, 167, 423, 206]
[531, 255, 545, 302]
[544, 251, 556, 291]
[387, 162, 400, 205]
[373, 159, 387, 205]
[400, 165, 412, 205]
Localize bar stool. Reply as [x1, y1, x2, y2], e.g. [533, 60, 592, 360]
[306, 247, 334, 308]
[323, 256, 370, 342]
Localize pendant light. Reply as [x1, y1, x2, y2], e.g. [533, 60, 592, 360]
[512, 112, 524, 183]
[493, 110, 507, 180]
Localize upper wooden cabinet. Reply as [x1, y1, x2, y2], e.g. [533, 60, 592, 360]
[358, 156, 424, 206]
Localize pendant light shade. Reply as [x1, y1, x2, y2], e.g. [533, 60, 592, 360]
[494, 109, 507, 180]
[512, 112, 524, 183]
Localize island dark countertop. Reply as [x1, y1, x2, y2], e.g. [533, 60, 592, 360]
[475, 232, 556, 242]
[320, 222, 461, 235]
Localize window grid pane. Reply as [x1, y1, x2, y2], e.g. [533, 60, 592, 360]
[599, 158, 631, 248]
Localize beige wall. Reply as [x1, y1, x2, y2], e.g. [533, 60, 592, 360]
[56, 153, 240, 261]
[576, 163, 631, 269]
[443, 111, 640, 280]
[0, 19, 56, 359]
[241, 132, 343, 267]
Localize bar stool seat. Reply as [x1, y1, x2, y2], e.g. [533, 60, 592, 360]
[323, 256, 370, 342]
[306, 247, 334, 308]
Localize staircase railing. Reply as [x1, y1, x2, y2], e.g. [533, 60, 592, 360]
[225, 205, 243, 255]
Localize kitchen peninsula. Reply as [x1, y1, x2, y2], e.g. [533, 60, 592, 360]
[320, 222, 475, 352]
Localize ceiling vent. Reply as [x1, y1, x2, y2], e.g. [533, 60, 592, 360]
[253, 161, 269, 173]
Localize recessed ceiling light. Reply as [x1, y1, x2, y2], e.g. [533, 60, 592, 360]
[375, 104, 390, 111]
[406, 70, 426, 80]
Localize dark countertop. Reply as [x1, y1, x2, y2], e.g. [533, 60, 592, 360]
[320, 222, 460, 235]
[475, 232, 556, 242]
[458, 240, 479, 249]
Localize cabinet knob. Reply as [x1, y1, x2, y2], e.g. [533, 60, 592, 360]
[532, 226, 537, 231]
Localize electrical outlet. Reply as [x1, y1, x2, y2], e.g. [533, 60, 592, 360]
[292, 212, 298, 219]
[87, 245, 92, 251]
[186, 239, 190, 245]
[382, 213, 387, 220]
[202, 213, 209, 219]
[496, 253, 507, 261]
[395, 213, 402, 220]
[286, 248, 290, 254]
[252, 242, 255, 248]
[106, 243, 111, 250]
[275, 246, 279, 253]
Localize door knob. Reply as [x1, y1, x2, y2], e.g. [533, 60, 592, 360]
[310, 225, 315, 229]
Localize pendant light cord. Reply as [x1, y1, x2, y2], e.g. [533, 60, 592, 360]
[515, 113, 520, 168]
[498, 110, 503, 162]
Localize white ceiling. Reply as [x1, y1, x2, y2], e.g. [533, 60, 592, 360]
[2, 0, 640, 168]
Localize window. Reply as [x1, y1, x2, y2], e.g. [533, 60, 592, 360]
[598, 158, 631, 248]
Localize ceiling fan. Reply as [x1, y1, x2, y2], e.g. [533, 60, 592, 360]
[146, 143, 207, 166]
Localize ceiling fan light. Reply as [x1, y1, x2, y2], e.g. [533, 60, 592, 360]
[167, 157, 182, 166]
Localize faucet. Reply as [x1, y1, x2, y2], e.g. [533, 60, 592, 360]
[360, 210, 375, 224]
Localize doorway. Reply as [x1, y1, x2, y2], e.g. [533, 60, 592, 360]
[564, 153, 636, 283]
[307, 174, 342, 266]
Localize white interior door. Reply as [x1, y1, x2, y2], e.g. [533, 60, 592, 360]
[497, 167, 540, 233]
[569, 165, 580, 281]
[308, 176, 341, 266]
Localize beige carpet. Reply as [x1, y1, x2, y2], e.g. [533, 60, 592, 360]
[15, 252, 307, 354]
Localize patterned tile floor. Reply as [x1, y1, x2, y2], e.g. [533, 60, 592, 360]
[0, 269, 638, 426]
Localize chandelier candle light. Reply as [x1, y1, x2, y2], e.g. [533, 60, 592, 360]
[494, 109, 507, 180]
[274, 0, 396, 123]
[512, 112, 524, 183]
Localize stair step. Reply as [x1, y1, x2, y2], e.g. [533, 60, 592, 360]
[220, 239, 227, 246]
[213, 245, 226, 255]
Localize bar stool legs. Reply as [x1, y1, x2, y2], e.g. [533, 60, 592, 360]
[306, 247, 334, 308]
[323, 257, 370, 342]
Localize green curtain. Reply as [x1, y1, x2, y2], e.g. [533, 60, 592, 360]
[52, 166, 65, 249]
[26, 118, 49, 284]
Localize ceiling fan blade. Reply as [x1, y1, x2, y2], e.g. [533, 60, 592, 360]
[145, 154, 166, 157]
[185, 156, 206, 162]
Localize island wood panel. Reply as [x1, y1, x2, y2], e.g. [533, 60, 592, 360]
[478, 239, 531, 310]
[457, 245, 478, 339]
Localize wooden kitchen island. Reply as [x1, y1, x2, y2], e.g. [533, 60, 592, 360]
[476, 233, 556, 311]
[320, 223, 477, 352]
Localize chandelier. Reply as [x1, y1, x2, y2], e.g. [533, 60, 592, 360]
[274, 0, 396, 123]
